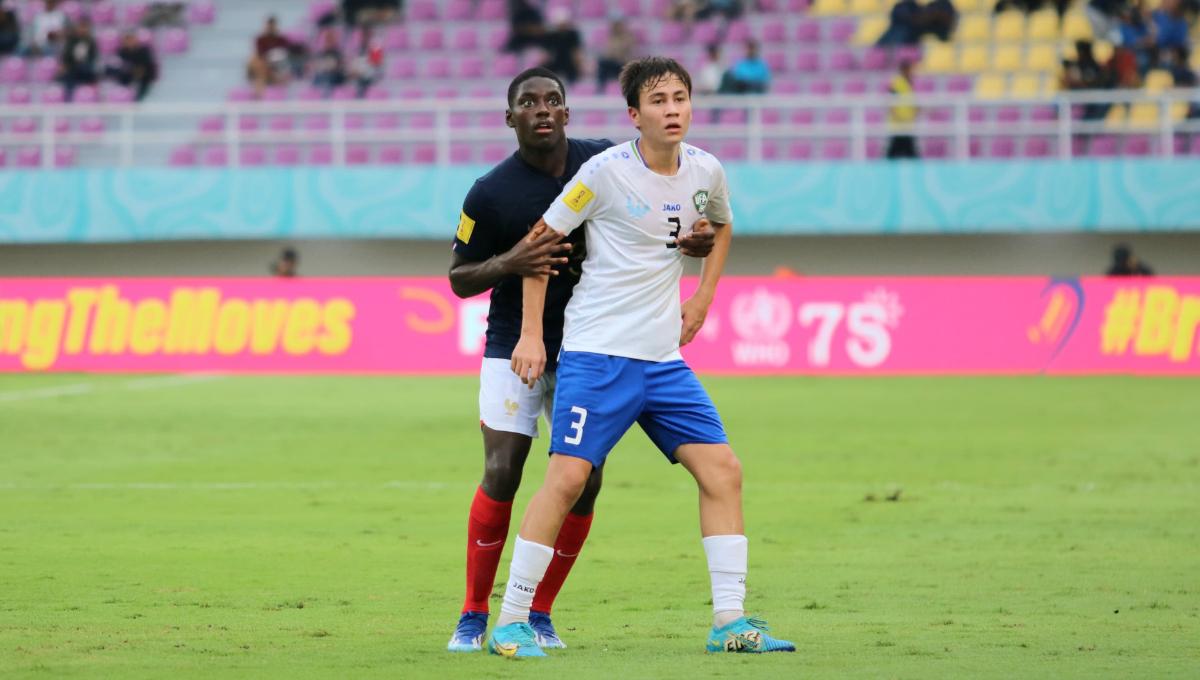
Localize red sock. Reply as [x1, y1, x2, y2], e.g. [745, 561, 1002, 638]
[531, 511, 594, 615]
[462, 486, 512, 614]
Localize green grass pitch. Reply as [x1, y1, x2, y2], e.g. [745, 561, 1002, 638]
[1, 374, 1197, 678]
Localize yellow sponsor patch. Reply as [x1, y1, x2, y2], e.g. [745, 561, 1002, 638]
[562, 182, 595, 213]
[456, 211, 476, 243]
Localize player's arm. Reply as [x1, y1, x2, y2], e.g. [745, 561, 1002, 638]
[681, 220, 731, 346]
[510, 219, 557, 387]
[447, 229, 571, 299]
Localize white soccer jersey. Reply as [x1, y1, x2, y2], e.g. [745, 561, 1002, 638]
[542, 140, 733, 363]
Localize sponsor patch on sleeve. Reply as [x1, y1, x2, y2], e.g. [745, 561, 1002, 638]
[456, 211, 476, 243]
[562, 181, 595, 213]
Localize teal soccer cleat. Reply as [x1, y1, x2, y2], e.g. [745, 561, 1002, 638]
[447, 611, 487, 652]
[705, 616, 796, 653]
[528, 610, 566, 649]
[488, 621, 547, 658]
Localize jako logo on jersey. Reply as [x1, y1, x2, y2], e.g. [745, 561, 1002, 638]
[456, 211, 476, 243]
[626, 194, 650, 218]
[663, 203, 681, 212]
[693, 190, 709, 214]
[563, 181, 595, 213]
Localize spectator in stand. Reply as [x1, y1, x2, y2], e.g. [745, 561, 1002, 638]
[596, 19, 637, 89]
[1152, 0, 1191, 60]
[696, 44, 724, 95]
[1118, 0, 1156, 75]
[667, 0, 700, 26]
[886, 60, 919, 159]
[922, 0, 959, 41]
[246, 16, 293, 98]
[877, 0, 923, 46]
[270, 248, 299, 277]
[342, 0, 401, 26]
[1062, 40, 1117, 121]
[1162, 46, 1200, 117]
[350, 25, 384, 97]
[720, 39, 770, 93]
[0, 1, 20, 56]
[105, 30, 158, 101]
[698, 0, 746, 20]
[59, 19, 99, 101]
[993, 0, 1070, 18]
[311, 29, 346, 96]
[540, 7, 583, 84]
[1106, 244, 1153, 276]
[505, 0, 545, 52]
[28, 0, 67, 57]
[1086, 0, 1128, 43]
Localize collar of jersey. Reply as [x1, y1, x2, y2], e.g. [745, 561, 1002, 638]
[631, 139, 681, 172]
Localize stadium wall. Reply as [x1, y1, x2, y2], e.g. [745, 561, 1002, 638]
[3, 160, 1200, 243]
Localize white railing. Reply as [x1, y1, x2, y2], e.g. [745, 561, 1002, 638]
[0, 90, 1197, 167]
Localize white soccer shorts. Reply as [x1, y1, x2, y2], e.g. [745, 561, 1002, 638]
[478, 357, 556, 438]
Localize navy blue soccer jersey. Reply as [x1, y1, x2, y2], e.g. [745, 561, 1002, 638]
[452, 137, 612, 370]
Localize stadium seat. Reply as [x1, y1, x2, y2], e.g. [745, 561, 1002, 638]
[169, 145, 197, 166]
[347, 145, 371, 165]
[811, 0, 849, 15]
[379, 146, 404, 164]
[1009, 73, 1042, 98]
[763, 22, 787, 44]
[975, 73, 1007, 99]
[993, 45, 1022, 71]
[452, 27, 479, 51]
[957, 15, 990, 43]
[310, 146, 334, 165]
[1062, 12, 1093, 41]
[33, 57, 59, 83]
[796, 19, 822, 42]
[162, 28, 189, 54]
[418, 27, 444, 50]
[1128, 102, 1160, 127]
[384, 27, 409, 50]
[830, 49, 857, 71]
[0, 56, 25, 84]
[201, 146, 227, 167]
[1089, 135, 1119, 157]
[1024, 137, 1053, 157]
[97, 28, 120, 56]
[1125, 136, 1153, 156]
[189, 0, 217, 24]
[1143, 69, 1173, 94]
[1025, 45, 1058, 72]
[820, 140, 850, 160]
[796, 51, 821, 72]
[862, 48, 889, 71]
[92, 1, 117, 26]
[829, 19, 858, 43]
[924, 43, 956, 73]
[726, 20, 752, 43]
[1027, 10, 1059, 41]
[853, 16, 888, 45]
[993, 12, 1025, 42]
[240, 146, 267, 166]
[409, 0, 439, 21]
[478, 0, 506, 20]
[959, 45, 989, 72]
[850, 0, 885, 14]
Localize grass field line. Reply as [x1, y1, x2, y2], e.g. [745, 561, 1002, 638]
[0, 373, 223, 402]
[0, 480, 463, 491]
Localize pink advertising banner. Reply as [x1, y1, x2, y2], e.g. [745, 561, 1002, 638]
[0, 277, 1198, 374]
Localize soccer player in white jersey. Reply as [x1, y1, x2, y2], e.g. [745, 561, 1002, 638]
[485, 57, 795, 657]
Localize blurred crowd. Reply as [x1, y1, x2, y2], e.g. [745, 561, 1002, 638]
[0, 0, 160, 100]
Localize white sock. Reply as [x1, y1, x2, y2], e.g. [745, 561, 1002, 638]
[703, 534, 747, 629]
[496, 535, 554, 627]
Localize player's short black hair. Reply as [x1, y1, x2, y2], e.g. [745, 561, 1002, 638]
[619, 57, 692, 109]
[506, 67, 567, 109]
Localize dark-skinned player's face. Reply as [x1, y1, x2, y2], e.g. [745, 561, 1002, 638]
[506, 77, 569, 152]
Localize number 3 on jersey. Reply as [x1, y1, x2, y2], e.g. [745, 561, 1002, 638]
[665, 216, 681, 249]
[564, 406, 588, 445]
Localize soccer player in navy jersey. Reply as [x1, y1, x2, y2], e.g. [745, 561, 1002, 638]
[445, 67, 715, 652]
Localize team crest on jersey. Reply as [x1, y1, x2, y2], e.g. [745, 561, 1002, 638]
[692, 190, 709, 214]
[626, 193, 650, 219]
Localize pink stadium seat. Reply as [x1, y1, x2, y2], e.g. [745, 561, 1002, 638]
[821, 140, 850, 160]
[726, 20, 751, 43]
[479, 0, 507, 20]
[60, 1, 84, 22]
[412, 144, 437, 164]
[97, 28, 120, 56]
[796, 20, 821, 42]
[169, 145, 197, 166]
[426, 56, 452, 79]
[298, 86, 324, 102]
[388, 57, 417, 79]
[452, 27, 479, 51]
[718, 140, 748, 161]
[1071, 136, 1088, 156]
[409, 0, 439, 20]
[842, 78, 868, 95]
[486, 26, 510, 51]
[826, 108, 850, 125]
[896, 46, 922, 64]
[829, 19, 857, 44]
[73, 85, 99, 104]
[347, 145, 371, 165]
[996, 106, 1021, 123]
[1188, 135, 1200, 156]
[7, 86, 31, 105]
[331, 85, 356, 101]
[201, 147, 228, 167]
[796, 51, 821, 73]
[587, 24, 609, 47]
[447, 0, 474, 20]
[380, 146, 405, 164]
[774, 80, 802, 95]
[865, 108, 886, 125]
[376, 112, 401, 130]
[791, 109, 815, 125]
[227, 86, 254, 102]
[580, 0, 607, 18]
[659, 22, 687, 43]
[1089, 135, 1119, 157]
[787, 140, 814, 160]
[866, 138, 884, 159]
[789, 0, 811, 7]
[435, 86, 458, 100]
[0, 56, 26, 83]
[366, 86, 390, 101]
[1030, 105, 1057, 122]
[863, 48, 889, 71]
[54, 147, 77, 167]
[238, 116, 260, 133]
[124, 2, 148, 26]
[199, 115, 224, 133]
[763, 22, 787, 44]
[275, 146, 302, 165]
[79, 117, 105, 136]
[92, 1, 117, 26]
[309, 0, 337, 23]
[310, 146, 334, 165]
[241, 146, 267, 166]
[269, 115, 295, 132]
[418, 27, 444, 51]
[410, 112, 435, 129]
[808, 79, 833, 95]
[16, 148, 41, 168]
[765, 51, 787, 73]
[923, 138, 950, 158]
[33, 57, 59, 83]
[692, 20, 719, 45]
[616, 0, 642, 16]
[990, 137, 1017, 158]
[53, 118, 71, 134]
[385, 27, 409, 50]
[450, 143, 473, 164]
[106, 85, 135, 103]
[968, 107, 987, 124]
[449, 111, 471, 128]
[1024, 137, 1052, 157]
[913, 78, 936, 94]
[926, 107, 951, 123]
[1125, 136, 1152, 156]
[162, 28, 190, 55]
[41, 86, 65, 105]
[945, 75, 972, 94]
[762, 108, 783, 125]
[482, 144, 510, 163]
[189, 0, 217, 25]
[491, 53, 519, 78]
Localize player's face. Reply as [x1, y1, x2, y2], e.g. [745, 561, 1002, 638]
[506, 77, 569, 152]
[629, 74, 691, 146]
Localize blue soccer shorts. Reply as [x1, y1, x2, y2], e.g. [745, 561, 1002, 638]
[549, 351, 728, 467]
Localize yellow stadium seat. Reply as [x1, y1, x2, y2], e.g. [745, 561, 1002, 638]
[957, 15, 991, 42]
[1062, 12, 1093, 41]
[1010, 73, 1042, 98]
[953, 0, 984, 12]
[849, 0, 884, 14]
[1105, 104, 1128, 127]
[1172, 102, 1189, 121]
[924, 43, 957, 73]
[994, 12, 1026, 42]
[960, 45, 990, 72]
[1128, 102, 1159, 127]
[1144, 69, 1173, 93]
[853, 16, 889, 46]
[1027, 10, 1060, 41]
[975, 73, 1008, 99]
[1025, 44, 1058, 72]
[810, 0, 849, 15]
[993, 45, 1023, 71]
[1093, 40, 1114, 63]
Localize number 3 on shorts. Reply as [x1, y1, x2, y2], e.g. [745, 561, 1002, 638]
[563, 406, 588, 445]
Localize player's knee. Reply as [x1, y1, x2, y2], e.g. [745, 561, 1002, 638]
[708, 447, 743, 494]
[547, 458, 591, 505]
[481, 456, 523, 501]
[572, 466, 604, 514]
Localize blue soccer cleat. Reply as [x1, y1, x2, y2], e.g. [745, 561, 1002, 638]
[447, 611, 488, 652]
[706, 616, 796, 653]
[488, 621, 547, 658]
[528, 610, 566, 649]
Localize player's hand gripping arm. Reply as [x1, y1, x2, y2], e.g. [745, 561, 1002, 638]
[511, 220, 555, 387]
[447, 227, 571, 299]
[680, 220, 732, 346]
[676, 217, 715, 258]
